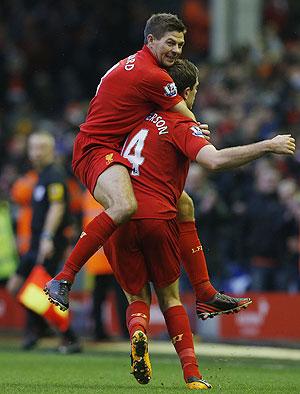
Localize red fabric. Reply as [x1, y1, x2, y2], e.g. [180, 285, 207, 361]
[72, 132, 131, 194]
[80, 45, 182, 146]
[104, 218, 181, 294]
[163, 305, 201, 380]
[122, 111, 209, 219]
[126, 301, 150, 338]
[55, 211, 117, 282]
[179, 221, 217, 302]
[82, 191, 112, 275]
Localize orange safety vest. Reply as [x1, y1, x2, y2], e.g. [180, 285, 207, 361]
[67, 177, 83, 215]
[10, 170, 38, 255]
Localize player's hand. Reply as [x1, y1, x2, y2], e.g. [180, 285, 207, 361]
[198, 123, 210, 141]
[270, 134, 296, 154]
[37, 238, 54, 265]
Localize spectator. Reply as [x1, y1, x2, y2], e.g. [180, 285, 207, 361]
[243, 162, 287, 290]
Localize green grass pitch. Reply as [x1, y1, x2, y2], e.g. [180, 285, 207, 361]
[1, 344, 300, 393]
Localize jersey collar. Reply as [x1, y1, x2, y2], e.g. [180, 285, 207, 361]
[142, 45, 160, 66]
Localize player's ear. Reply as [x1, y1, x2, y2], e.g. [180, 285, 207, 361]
[182, 87, 190, 100]
[146, 34, 155, 46]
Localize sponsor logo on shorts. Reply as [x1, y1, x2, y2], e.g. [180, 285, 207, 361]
[172, 333, 183, 344]
[105, 153, 114, 165]
[190, 126, 204, 137]
[164, 82, 177, 97]
[192, 245, 203, 253]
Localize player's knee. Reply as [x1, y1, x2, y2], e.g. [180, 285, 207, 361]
[127, 294, 150, 306]
[159, 296, 181, 312]
[115, 197, 137, 224]
[124, 197, 138, 218]
[177, 192, 194, 222]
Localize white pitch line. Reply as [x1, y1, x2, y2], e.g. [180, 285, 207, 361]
[95, 341, 300, 361]
[194, 343, 300, 361]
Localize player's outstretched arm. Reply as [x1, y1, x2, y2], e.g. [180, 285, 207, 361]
[196, 134, 296, 171]
[170, 100, 196, 121]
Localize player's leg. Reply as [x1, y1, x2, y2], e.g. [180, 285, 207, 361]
[140, 218, 210, 389]
[124, 286, 152, 385]
[45, 164, 137, 310]
[155, 280, 211, 390]
[177, 191, 217, 300]
[103, 222, 151, 384]
[177, 191, 252, 320]
[93, 164, 137, 224]
[124, 286, 151, 337]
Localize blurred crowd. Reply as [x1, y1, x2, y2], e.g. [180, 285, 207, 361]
[0, 0, 300, 292]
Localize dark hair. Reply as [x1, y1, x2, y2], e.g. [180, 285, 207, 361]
[144, 13, 186, 44]
[167, 59, 199, 94]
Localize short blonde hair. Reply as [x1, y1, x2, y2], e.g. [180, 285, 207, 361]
[28, 130, 55, 148]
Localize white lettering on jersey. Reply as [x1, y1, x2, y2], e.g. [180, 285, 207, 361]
[124, 54, 136, 71]
[145, 112, 168, 134]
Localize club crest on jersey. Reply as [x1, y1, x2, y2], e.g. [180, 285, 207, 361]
[105, 153, 114, 165]
[164, 82, 177, 97]
[190, 126, 204, 138]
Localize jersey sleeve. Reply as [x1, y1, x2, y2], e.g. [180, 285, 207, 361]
[47, 168, 67, 203]
[139, 68, 183, 110]
[47, 183, 65, 203]
[172, 120, 210, 160]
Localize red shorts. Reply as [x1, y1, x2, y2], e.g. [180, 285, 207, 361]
[103, 218, 181, 295]
[72, 132, 131, 194]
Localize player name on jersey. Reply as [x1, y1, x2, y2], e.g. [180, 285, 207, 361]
[145, 112, 168, 134]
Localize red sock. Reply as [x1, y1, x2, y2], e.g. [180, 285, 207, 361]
[54, 211, 117, 282]
[179, 221, 217, 302]
[126, 301, 150, 339]
[163, 305, 201, 381]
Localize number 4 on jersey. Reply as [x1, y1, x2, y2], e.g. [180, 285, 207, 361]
[122, 129, 149, 176]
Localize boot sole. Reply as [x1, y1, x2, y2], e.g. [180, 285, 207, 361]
[130, 331, 152, 385]
[43, 287, 68, 311]
[198, 300, 252, 320]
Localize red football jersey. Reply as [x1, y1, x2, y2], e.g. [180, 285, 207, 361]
[80, 45, 182, 150]
[122, 111, 210, 219]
